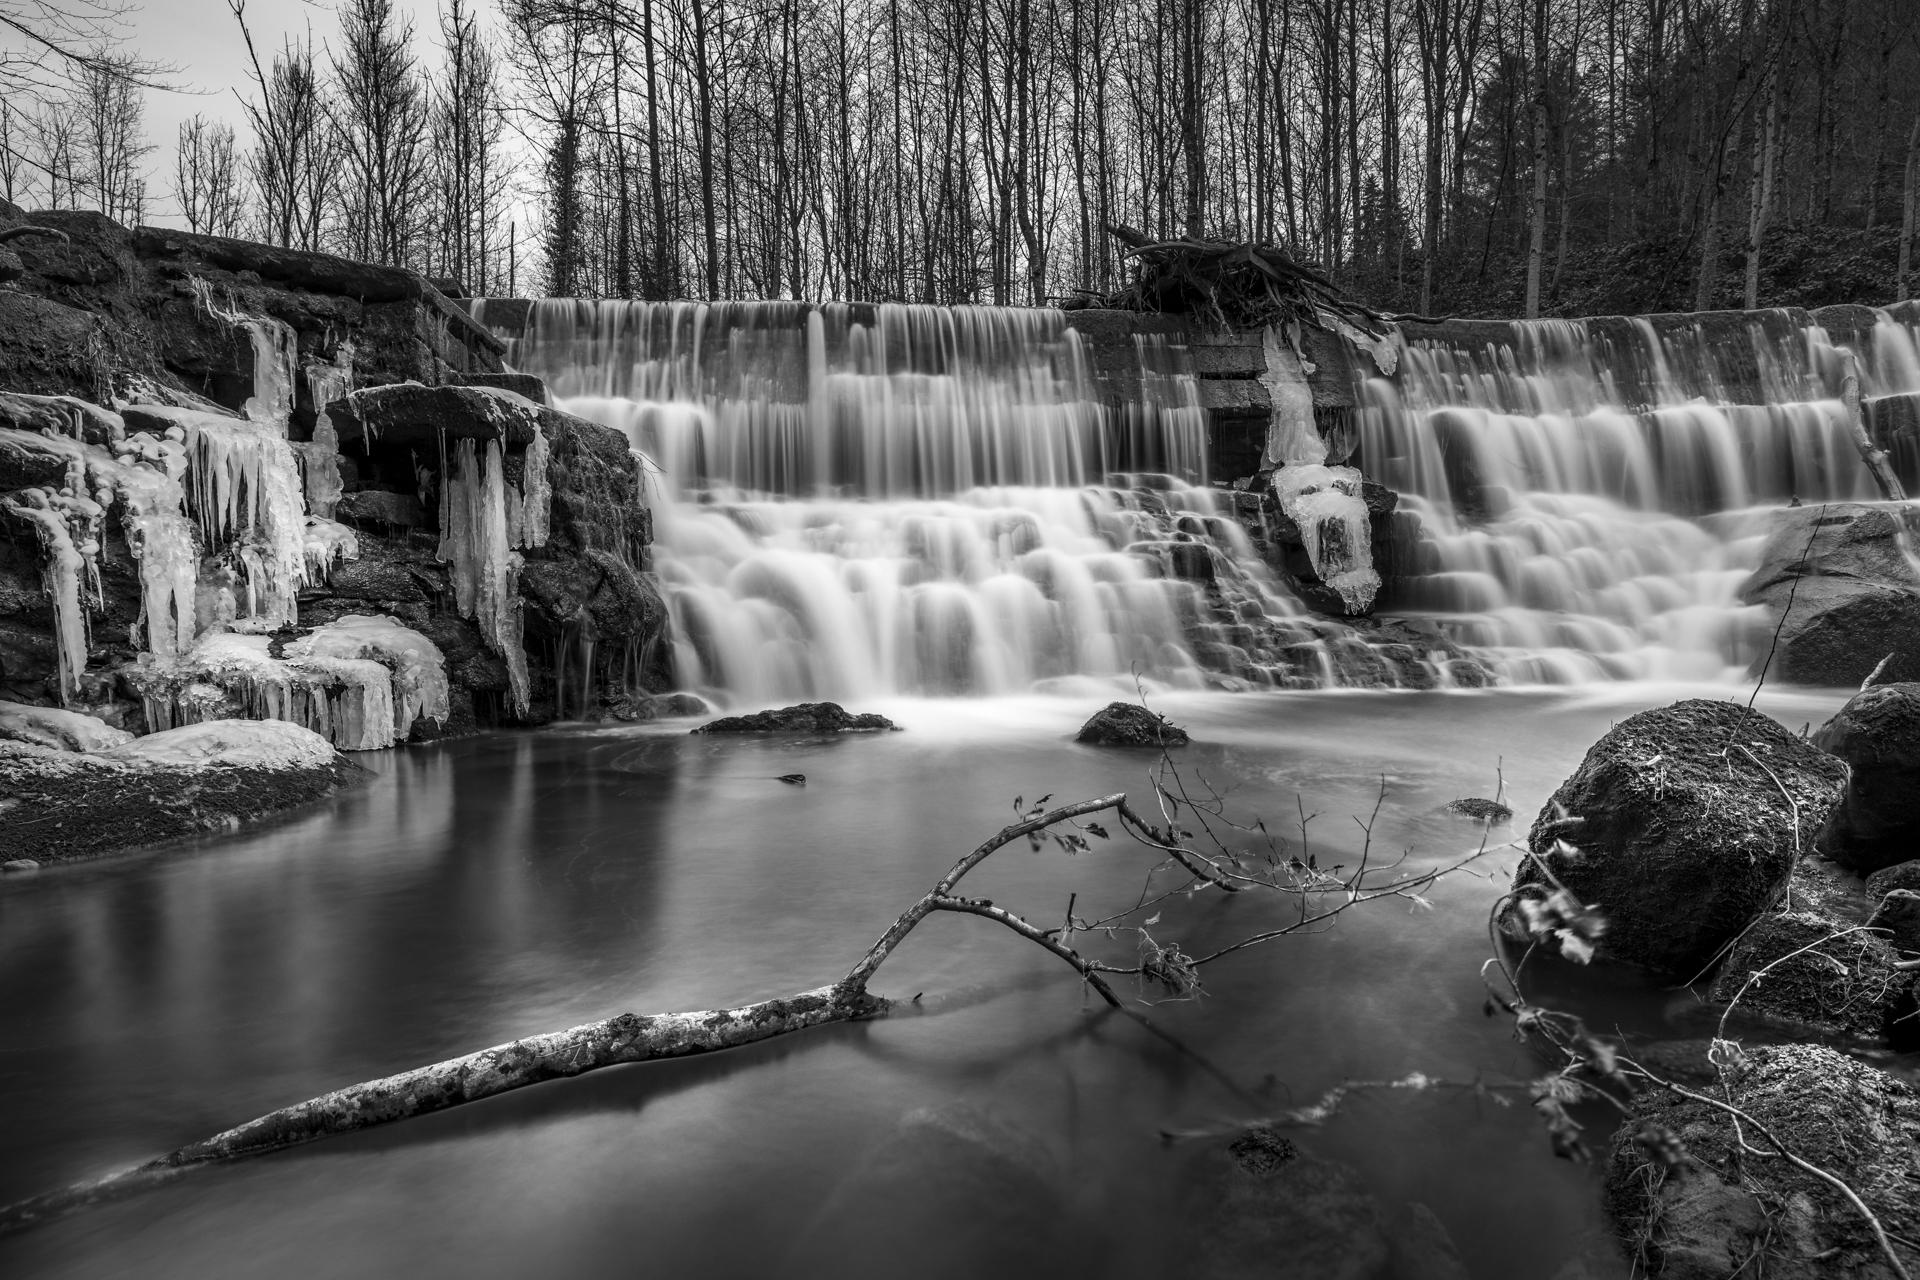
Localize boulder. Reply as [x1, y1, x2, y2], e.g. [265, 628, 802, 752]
[0, 700, 134, 752]
[1811, 681, 1920, 872]
[1605, 1044, 1920, 1280]
[1075, 701, 1191, 747]
[1739, 504, 1920, 686]
[1511, 700, 1845, 982]
[694, 701, 899, 734]
[1181, 1128, 1391, 1280]
[1705, 909, 1903, 1039]
[1867, 889, 1920, 956]
[1866, 860, 1920, 899]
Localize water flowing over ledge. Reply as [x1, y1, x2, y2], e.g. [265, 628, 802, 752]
[480, 297, 1920, 702]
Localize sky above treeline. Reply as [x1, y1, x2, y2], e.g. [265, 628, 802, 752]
[133, 0, 446, 228]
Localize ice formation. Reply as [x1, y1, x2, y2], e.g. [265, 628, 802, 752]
[1272, 463, 1381, 615]
[134, 631, 399, 751]
[1260, 325, 1327, 467]
[286, 614, 449, 740]
[0, 699, 135, 751]
[302, 516, 360, 581]
[438, 436, 531, 713]
[100, 718, 337, 770]
[295, 345, 353, 518]
[136, 406, 309, 627]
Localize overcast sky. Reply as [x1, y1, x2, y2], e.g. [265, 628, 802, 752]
[133, 0, 446, 227]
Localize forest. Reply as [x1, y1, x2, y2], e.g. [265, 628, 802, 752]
[0, 0, 1916, 317]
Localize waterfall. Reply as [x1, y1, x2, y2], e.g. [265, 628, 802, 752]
[1363, 309, 1920, 683]
[495, 300, 1373, 702]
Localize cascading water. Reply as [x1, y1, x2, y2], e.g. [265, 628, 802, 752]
[493, 300, 1365, 703]
[1363, 309, 1920, 683]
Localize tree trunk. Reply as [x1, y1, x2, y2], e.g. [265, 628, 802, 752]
[1523, 0, 1548, 318]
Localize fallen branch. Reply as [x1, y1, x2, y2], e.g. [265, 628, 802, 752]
[3, 780, 1483, 1237]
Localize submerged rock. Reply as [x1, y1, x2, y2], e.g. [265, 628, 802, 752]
[693, 701, 899, 734]
[0, 719, 360, 863]
[1812, 681, 1920, 873]
[1446, 796, 1512, 823]
[1075, 701, 1191, 747]
[1605, 1044, 1920, 1280]
[784, 1104, 1073, 1278]
[1510, 700, 1845, 982]
[1182, 1127, 1390, 1280]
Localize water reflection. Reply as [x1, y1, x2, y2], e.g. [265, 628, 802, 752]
[0, 687, 1850, 1278]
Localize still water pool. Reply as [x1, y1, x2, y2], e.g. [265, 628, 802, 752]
[0, 684, 1851, 1279]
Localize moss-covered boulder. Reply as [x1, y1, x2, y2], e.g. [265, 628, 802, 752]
[1075, 701, 1191, 747]
[1606, 1045, 1920, 1279]
[1705, 909, 1904, 1039]
[1813, 681, 1920, 873]
[1512, 700, 1845, 982]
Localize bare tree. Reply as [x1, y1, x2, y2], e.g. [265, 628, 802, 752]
[330, 0, 433, 266]
[73, 47, 150, 224]
[174, 114, 246, 237]
[229, 2, 337, 252]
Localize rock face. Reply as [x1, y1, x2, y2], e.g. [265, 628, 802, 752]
[1605, 1044, 1920, 1280]
[693, 702, 899, 733]
[1512, 700, 1845, 982]
[1867, 860, 1920, 898]
[0, 720, 361, 862]
[1075, 701, 1192, 746]
[1811, 681, 1920, 872]
[1739, 504, 1920, 687]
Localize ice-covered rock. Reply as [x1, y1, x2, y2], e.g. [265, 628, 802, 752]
[100, 717, 337, 771]
[0, 699, 134, 751]
[285, 614, 449, 740]
[1272, 463, 1380, 615]
[302, 516, 360, 581]
[131, 631, 399, 751]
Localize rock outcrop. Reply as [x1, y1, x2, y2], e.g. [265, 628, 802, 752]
[1509, 700, 1846, 982]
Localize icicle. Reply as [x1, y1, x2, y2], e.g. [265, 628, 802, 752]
[518, 423, 551, 549]
[190, 277, 299, 431]
[1260, 325, 1327, 467]
[302, 516, 359, 582]
[286, 614, 449, 741]
[140, 407, 309, 627]
[436, 436, 531, 714]
[2, 495, 88, 697]
[130, 630, 399, 751]
[296, 345, 354, 518]
[1273, 464, 1381, 615]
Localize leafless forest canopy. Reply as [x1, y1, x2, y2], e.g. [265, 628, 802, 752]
[1, 0, 1918, 314]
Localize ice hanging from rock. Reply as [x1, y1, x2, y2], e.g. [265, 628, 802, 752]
[133, 630, 399, 752]
[284, 614, 450, 741]
[438, 436, 531, 714]
[296, 344, 353, 519]
[1273, 464, 1380, 615]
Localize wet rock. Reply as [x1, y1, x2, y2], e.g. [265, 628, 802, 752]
[1183, 1128, 1391, 1280]
[2, 859, 40, 872]
[330, 382, 554, 448]
[693, 701, 899, 734]
[1706, 909, 1903, 1039]
[1445, 796, 1512, 823]
[1868, 889, 1920, 956]
[1866, 860, 1920, 899]
[333, 489, 426, 533]
[1812, 681, 1920, 872]
[1605, 1044, 1920, 1280]
[1075, 701, 1191, 747]
[784, 1104, 1074, 1279]
[1510, 700, 1846, 982]
[1740, 504, 1920, 686]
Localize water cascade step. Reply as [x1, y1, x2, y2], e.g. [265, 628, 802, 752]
[489, 300, 1458, 702]
[1365, 309, 1920, 683]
